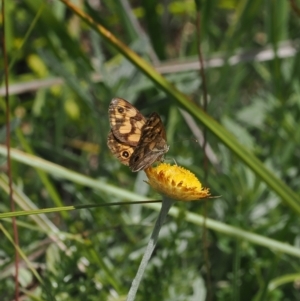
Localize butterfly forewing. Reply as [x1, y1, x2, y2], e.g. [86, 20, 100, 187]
[109, 98, 146, 147]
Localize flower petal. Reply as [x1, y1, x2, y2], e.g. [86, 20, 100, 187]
[145, 163, 211, 201]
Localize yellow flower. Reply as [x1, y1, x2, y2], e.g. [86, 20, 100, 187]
[145, 163, 211, 201]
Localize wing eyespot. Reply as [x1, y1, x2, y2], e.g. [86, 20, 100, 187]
[122, 151, 130, 158]
[117, 107, 124, 113]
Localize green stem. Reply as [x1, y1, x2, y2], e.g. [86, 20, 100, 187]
[126, 197, 174, 301]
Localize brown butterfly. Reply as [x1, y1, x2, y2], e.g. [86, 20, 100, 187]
[107, 98, 169, 172]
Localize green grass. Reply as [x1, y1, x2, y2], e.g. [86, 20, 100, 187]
[1, 0, 300, 300]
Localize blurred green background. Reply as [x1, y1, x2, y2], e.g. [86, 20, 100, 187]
[1, 0, 300, 300]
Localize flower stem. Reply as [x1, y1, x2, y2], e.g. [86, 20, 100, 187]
[126, 197, 174, 301]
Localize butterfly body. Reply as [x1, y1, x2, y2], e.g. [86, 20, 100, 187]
[107, 98, 169, 172]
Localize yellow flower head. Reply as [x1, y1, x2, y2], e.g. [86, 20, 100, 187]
[145, 163, 211, 201]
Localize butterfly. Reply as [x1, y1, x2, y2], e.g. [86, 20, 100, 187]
[107, 97, 169, 172]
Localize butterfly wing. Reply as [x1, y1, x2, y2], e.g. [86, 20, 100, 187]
[129, 113, 169, 172]
[107, 130, 135, 166]
[108, 97, 146, 147]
